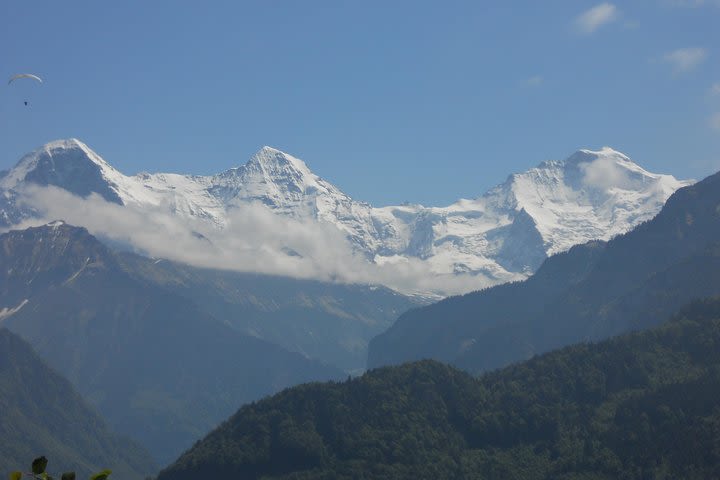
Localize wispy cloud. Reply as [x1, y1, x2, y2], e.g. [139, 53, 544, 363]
[711, 112, 720, 131]
[662, 0, 720, 7]
[662, 47, 708, 73]
[6, 185, 518, 296]
[711, 83, 720, 96]
[523, 75, 544, 87]
[622, 20, 640, 29]
[574, 3, 619, 34]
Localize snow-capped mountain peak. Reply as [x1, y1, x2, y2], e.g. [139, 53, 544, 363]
[571, 146, 630, 161]
[0, 139, 694, 294]
[491, 147, 693, 257]
[248, 146, 311, 172]
[0, 138, 124, 204]
[562, 147, 661, 189]
[237, 145, 322, 195]
[209, 146, 353, 219]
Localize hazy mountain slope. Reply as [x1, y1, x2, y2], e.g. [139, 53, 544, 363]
[157, 299, 720, 480]
[0, 328, 155, 479]
[117, 253, 424, 373]
[0, 223, 343, 465]
[368, 240, 608, 369]
[0, 139, 690, 291]
[369, 169, 720, 373]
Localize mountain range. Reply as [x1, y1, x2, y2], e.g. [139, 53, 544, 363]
[0, 223, 346, 464]
[0, 138, 703, 475]
[0, 139, 691, 294]
[155, 162, 720, 479]
[369, 167, 720, 373]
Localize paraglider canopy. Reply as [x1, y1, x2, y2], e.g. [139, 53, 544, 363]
[8, 73, 43, 85]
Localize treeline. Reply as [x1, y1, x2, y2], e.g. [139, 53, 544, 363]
[157, 298, 720, 480]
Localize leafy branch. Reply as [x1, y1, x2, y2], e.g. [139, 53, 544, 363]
[8, 456, 111, 480]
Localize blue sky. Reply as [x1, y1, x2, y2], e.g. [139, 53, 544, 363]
[1, 0, 718, 206]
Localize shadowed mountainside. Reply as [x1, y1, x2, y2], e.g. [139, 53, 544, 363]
[0, 328, 155, 479]
[0, 223, 343, 464]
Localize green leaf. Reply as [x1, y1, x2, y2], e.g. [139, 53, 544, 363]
[32, 456, 48, 475]
[8, 472, 22, 480]
[61, 473, 76, 480]
[89, 470, 111, 480]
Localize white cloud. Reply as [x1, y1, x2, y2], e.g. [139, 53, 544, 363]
[524, 75, 544, 87]
[622, 20, 640, 29]
[579, 155, 639, 190]
[662, 47, 708, 73]
[7, 185, 511, 297]
[710, 112, 720, 131]
[662, 0, 720, 7]
[574, 3, 619, 34]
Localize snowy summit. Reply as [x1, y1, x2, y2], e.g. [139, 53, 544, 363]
[0, 139, 692, 292]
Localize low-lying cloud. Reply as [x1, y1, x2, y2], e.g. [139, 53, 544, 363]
[579, 155, 640, 191]
[7, 185, 514, 297]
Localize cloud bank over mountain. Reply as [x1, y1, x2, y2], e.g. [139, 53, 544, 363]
[10, 186, 496, 295]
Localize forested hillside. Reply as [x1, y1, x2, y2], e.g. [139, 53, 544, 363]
[158, 298, 720, 480]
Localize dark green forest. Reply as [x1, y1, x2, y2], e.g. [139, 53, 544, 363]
[158, 298, 720, 480]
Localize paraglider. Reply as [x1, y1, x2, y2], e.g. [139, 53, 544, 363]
[8, 73, 43, 85]
[8, 73, 43, 106]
